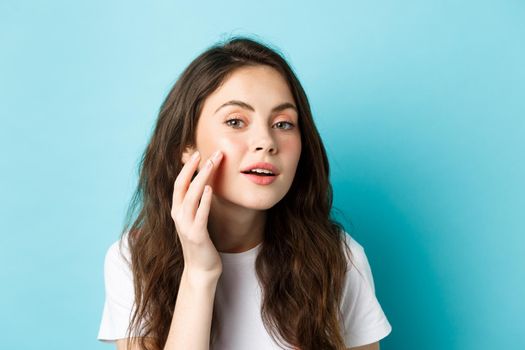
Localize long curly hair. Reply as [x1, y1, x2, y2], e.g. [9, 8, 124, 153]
[119, 36, 354, 350]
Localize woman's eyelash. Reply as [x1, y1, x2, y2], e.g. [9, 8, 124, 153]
[224, 118, 295, 130]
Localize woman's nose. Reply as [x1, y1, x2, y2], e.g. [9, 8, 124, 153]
[251, 124, 277, 154]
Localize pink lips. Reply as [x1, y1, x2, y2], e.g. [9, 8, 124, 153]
[241, 162, 280, 175]
[241, 173, 278, 185]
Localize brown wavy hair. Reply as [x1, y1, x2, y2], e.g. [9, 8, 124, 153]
[119, 35, 355, 350]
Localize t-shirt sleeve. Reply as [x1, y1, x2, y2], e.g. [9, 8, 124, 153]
[97, 238, 139, 342]
[340, 234, 392, 348]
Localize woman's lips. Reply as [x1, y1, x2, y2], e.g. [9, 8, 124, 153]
[241, 172, 277, 185]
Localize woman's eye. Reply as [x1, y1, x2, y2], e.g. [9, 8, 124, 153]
[225, 118, 244, 128]
[274, 121, 295, 130]
[224, 118, 295, 130]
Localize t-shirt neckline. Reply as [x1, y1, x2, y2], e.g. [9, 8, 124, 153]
[218, 241, 263, 265]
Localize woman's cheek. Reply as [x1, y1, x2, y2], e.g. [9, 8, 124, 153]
[214, 138, 239, 172]
[217, 136, 245, 152]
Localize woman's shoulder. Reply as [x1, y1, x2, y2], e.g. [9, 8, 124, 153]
[342, 231, 365, 251]
[339, 233, 392, 346]
[341, 232, 367, 265]
[103, 231, 132, 273]
[340, 231, 376, 293]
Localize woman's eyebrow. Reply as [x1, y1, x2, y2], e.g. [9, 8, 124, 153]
[214, 100, 298, 114]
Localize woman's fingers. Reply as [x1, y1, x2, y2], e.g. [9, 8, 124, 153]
[172, 150, 223, 219]
[170, 150, 224, 275]
[194, 185, 213, 227]
[172, 151, 201, 208]
[182, 151, 223, 218]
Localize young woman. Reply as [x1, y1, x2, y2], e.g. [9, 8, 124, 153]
[97, 36, 392, 350]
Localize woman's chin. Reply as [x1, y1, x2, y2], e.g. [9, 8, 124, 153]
[212, 192, 282, 211]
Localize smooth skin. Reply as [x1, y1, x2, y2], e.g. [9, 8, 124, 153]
[181, 65, 302, 254]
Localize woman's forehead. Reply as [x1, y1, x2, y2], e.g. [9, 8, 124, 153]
[202, 66, 296, 115]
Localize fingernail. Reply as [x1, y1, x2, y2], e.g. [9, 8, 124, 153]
[191, 151, 200, 161]
[212, 150, 222, 160]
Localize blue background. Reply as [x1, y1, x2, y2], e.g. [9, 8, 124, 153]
[1, 1, 524, 349]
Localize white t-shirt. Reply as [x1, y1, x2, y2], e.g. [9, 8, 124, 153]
[97, 232, 392, 348]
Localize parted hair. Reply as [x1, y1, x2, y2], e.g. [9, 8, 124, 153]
[120, 35, 354, 350]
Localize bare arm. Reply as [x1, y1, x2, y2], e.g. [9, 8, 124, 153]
[163, 269, 220, 349]
[114, 269, 220, 350]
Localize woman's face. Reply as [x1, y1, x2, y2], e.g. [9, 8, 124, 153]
[182, 65, 301, 210]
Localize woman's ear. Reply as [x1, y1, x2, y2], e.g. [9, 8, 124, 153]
[181, 146, 197, 164]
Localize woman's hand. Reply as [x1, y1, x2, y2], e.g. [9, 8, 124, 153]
[171, 150, 224, 280]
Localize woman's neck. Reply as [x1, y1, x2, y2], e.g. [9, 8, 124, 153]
[207, 196, 266, 253]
